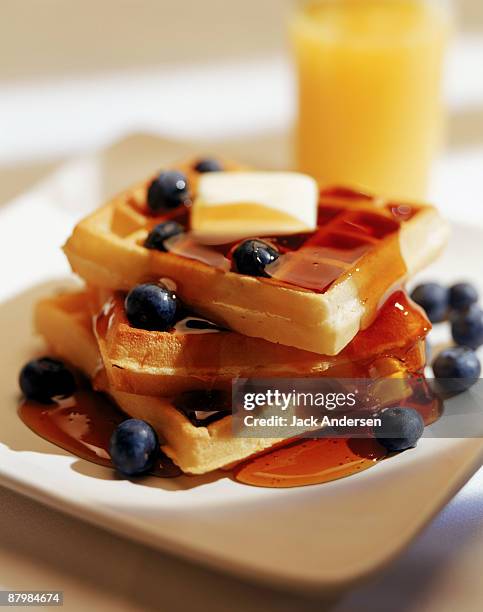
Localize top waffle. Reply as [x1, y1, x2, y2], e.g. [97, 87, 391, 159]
[64, 159, 448, 355]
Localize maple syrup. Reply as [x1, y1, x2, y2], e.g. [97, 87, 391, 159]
[18, 390, 182, 478]
[233, 377, 442, 489]
[18, 358, 442, 488]
[233, 438, 387, 488]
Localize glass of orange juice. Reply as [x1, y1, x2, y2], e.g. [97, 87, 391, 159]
[291, 0, 452, 200]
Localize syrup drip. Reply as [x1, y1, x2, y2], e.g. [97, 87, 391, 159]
[400, 375, 443, 425]
[233, 374, 442, 489]
[18, 390, 182, 478]
[233, 438, 387, 488]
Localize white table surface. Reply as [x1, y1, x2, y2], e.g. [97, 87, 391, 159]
[1, 36, 483, 610]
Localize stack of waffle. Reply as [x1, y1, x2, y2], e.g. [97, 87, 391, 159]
[35, 159, 448, 474]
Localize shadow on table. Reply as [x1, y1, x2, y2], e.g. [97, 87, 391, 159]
[70, 458, 224, 490]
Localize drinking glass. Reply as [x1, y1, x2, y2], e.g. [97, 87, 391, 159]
[291, 0, 452, 200]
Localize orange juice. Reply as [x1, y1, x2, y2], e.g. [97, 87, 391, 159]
[291, 0, 451, 200]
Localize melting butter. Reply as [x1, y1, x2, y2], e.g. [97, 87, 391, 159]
[191, 172, 318, 244]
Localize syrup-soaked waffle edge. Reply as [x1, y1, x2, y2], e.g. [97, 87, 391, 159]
[91, 288, 428, 397]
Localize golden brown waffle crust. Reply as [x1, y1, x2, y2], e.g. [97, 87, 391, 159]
[93, 289, 427, 397]
[63, 169, 449, 355]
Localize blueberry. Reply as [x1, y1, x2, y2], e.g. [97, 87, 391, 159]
[125, 283, 177, 331]
[373, 406, 425, 452]
[19, 357, 76, 404]
[432, 347, 481, 394]
[451, 306, 483, 350]
[410, 282, 449, 323]
[232, 239, 279, 277]
[449, 282, 479, 312]
[194, 158, 223, 173]
[147, 171, 189, 211]
[144, 221, 184, 252]
[109, 419, 159, 476]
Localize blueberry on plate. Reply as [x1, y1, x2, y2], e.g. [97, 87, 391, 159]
[194, 158, 223, 173]
[19, 357, 76, 404]
[432, 346, 481, 394]
[232, 239, 279, 277]
[147, 171, 189, 212]
[144, 220, 184, 252]
[109, 419, 159, 476]
[451, 306, 483, 350]
[125, 283, 177, 331]
[449, 282, 479, 312]
[373, 406, 425, 452]
[410, 282, 448, 323]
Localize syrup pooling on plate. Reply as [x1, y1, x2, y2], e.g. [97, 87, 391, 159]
[233, 438, 387, 488]
[18, 374, 440, 487]
[232, 378, 441, 489]
[19, 390, 122, 466]
[18, 389, 182, 477]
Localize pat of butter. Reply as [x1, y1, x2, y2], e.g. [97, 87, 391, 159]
[191, 172, 318, 244]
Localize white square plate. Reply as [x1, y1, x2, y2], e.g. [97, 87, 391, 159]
[0, 136, 482, 591]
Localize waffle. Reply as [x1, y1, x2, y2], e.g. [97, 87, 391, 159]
[34, 289, 428, 474]
[93, 289, 429, 396]
[63, 160, 448, 355]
